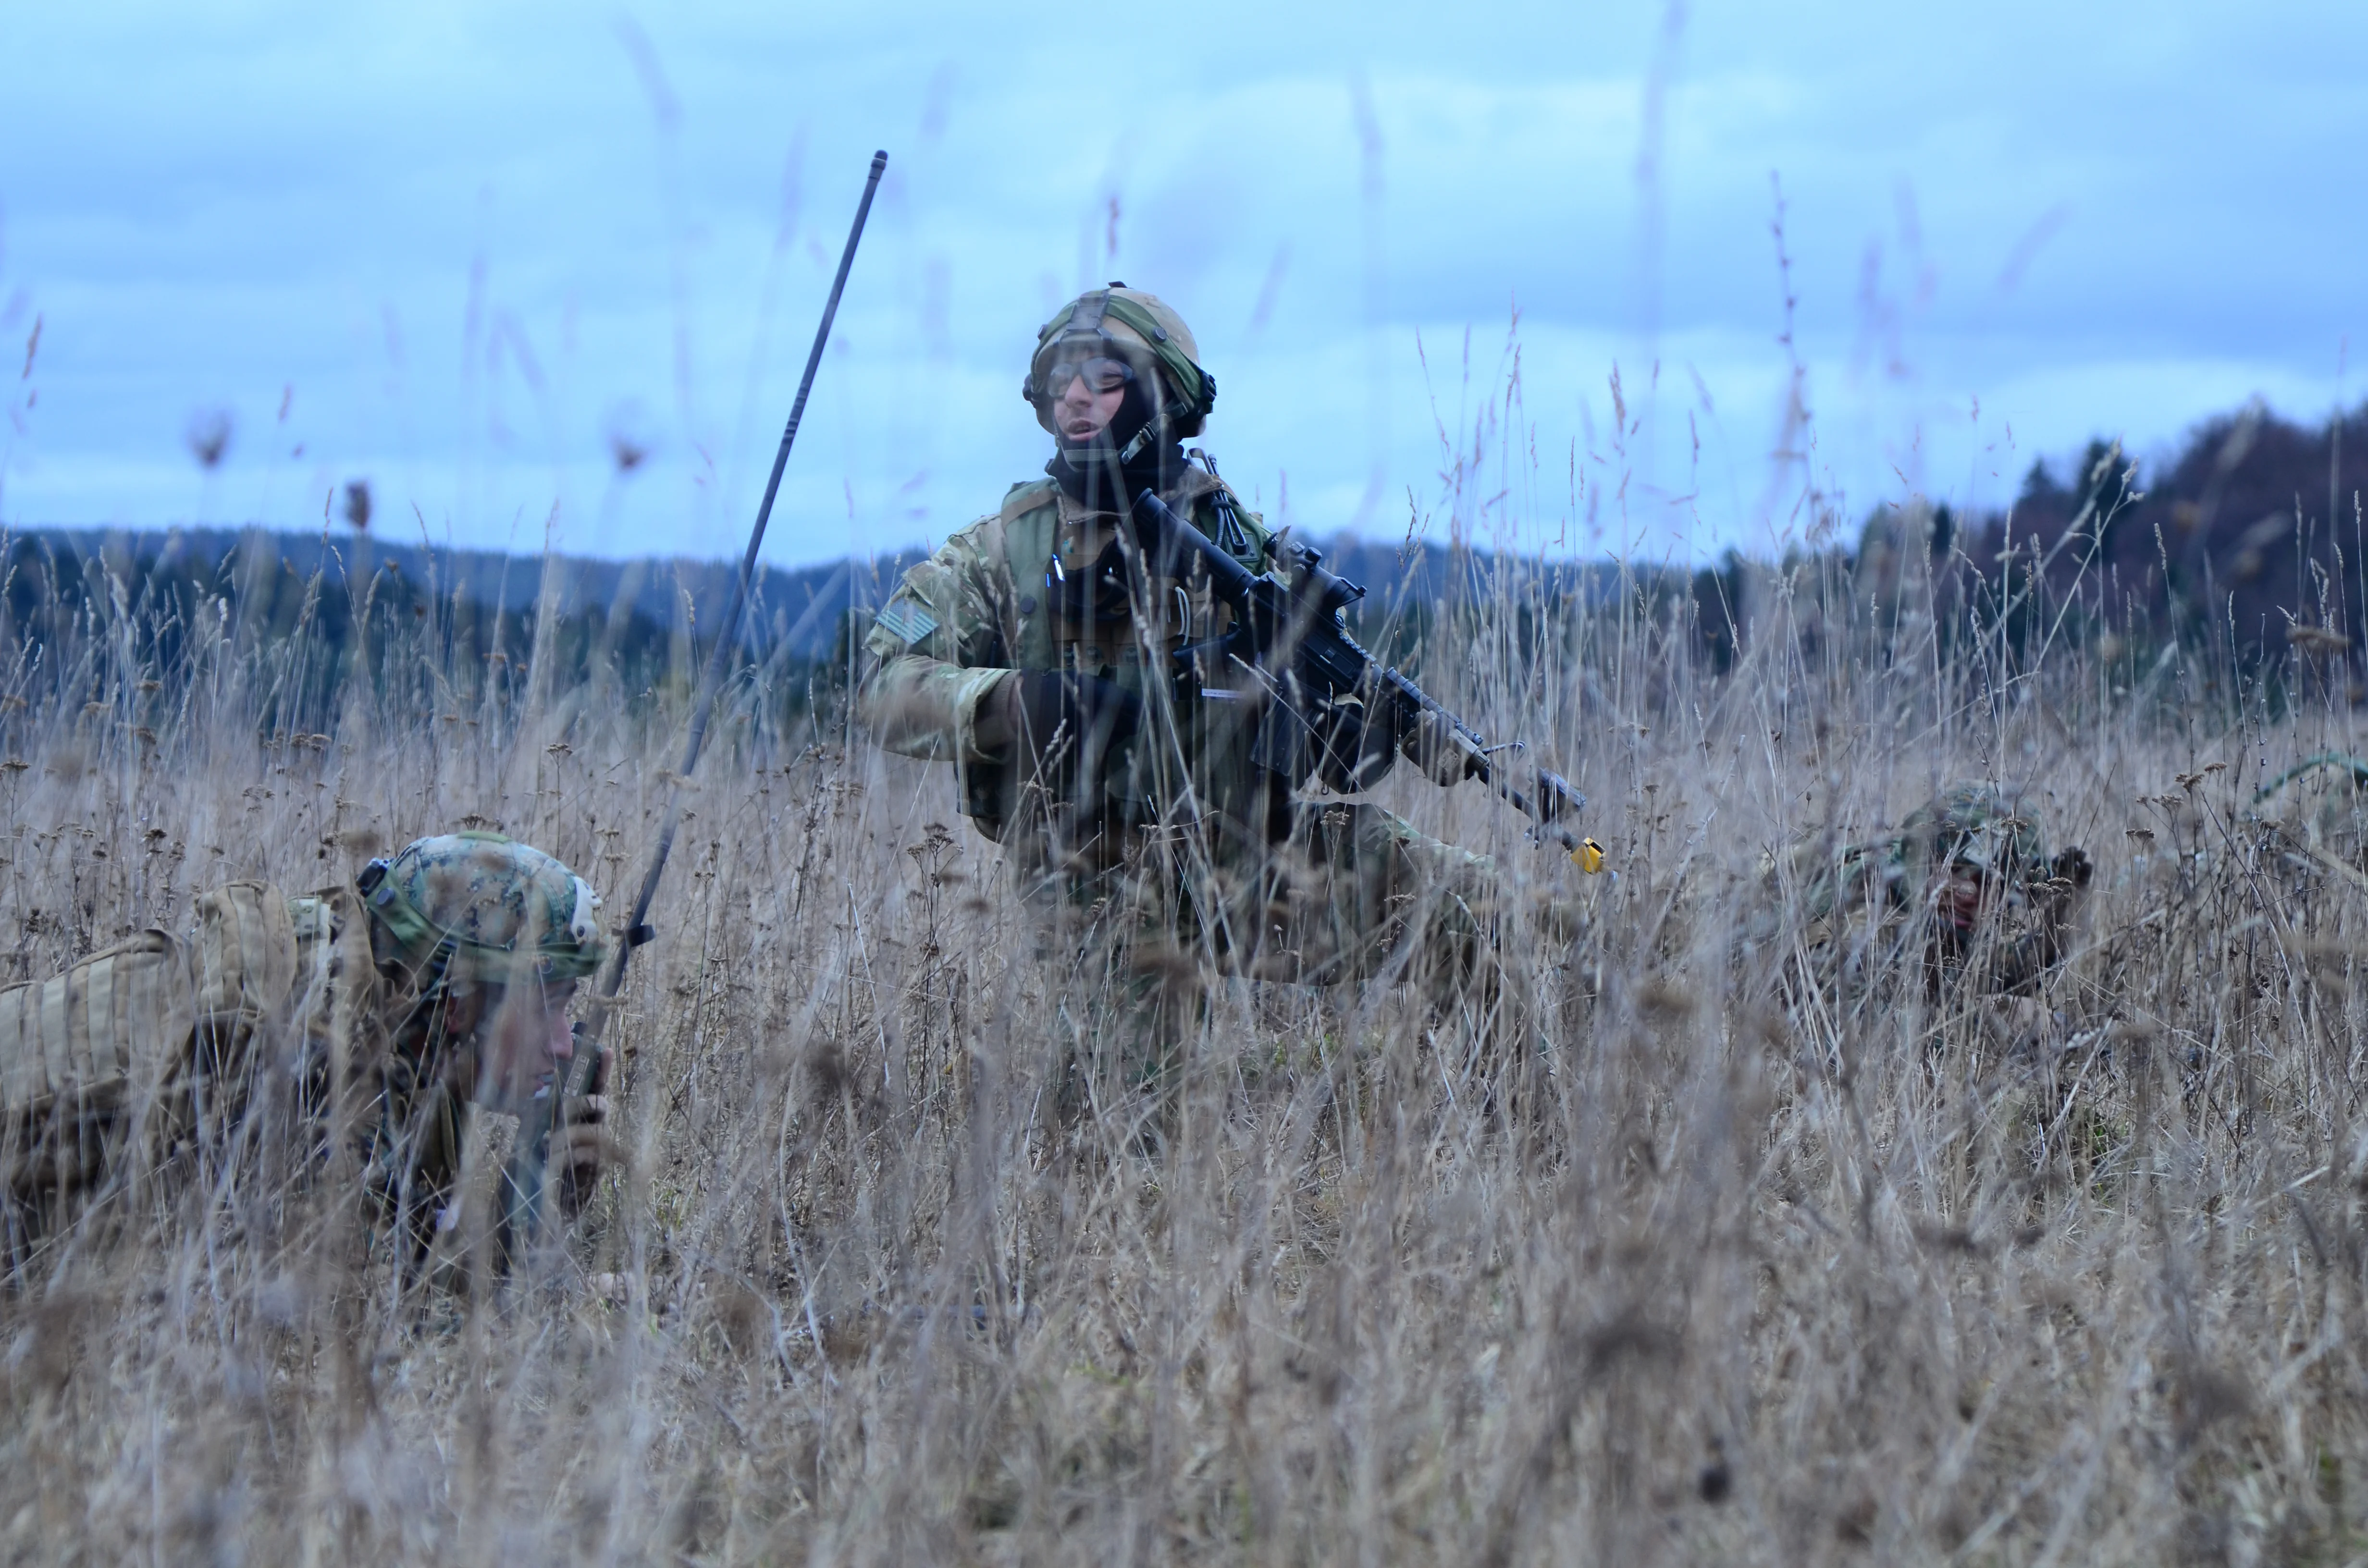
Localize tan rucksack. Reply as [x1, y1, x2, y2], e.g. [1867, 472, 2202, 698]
[0, 880, 324, 1197]
[0, 927, 195, 1193]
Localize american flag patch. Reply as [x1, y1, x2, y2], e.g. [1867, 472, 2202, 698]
[873, 600, 941, 647]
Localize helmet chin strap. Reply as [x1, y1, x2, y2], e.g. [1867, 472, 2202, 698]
[1117, 406, 1168, 465]
[1058, 417, 1178, 513]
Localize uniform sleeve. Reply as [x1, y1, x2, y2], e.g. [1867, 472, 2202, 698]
[855, 522, 1016, 763]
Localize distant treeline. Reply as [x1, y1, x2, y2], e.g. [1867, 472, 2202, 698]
[0, 525, 916, 662]
[1692, 399, 2368, 681]
[4, 396, 2358, 731]
[0, 520, 1634, 728]
[0, 526, 928, 732]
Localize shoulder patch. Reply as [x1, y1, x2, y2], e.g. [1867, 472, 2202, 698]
[873, 600, 941, 647]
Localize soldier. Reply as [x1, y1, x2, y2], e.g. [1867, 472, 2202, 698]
[0, 830, 612, 1268]
[1768, 781, 2093, 998]
[351, 832, 613, 1254]
[858, 284, 1501, 1028]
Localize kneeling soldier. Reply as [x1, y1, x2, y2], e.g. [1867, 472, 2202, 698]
[859, 285, 1505, 998]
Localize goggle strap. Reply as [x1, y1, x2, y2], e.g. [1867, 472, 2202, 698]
[1062, 290, 1112, 339]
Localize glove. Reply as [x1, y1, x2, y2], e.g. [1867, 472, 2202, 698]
[1006, 670, 1142, 779]
[555, 1038, 617, 1218]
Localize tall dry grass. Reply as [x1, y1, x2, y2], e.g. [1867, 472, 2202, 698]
[3, 395, 2368, 1568]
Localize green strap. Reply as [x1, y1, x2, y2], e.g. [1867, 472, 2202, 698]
[2252, 752, 2368, 804]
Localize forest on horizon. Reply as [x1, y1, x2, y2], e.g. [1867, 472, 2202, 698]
[0, 394, 2361, 725]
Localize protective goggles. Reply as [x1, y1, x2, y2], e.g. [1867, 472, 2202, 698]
[1036, 355, 1136, 396]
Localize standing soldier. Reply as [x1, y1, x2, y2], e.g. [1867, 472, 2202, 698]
[858, 284, 1508, 1060]
[0, 830, 613, 1271]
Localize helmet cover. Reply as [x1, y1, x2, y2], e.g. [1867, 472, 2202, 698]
[1023, 284, 1215, 438]
[1897, 783, 2051, 888]
[360, 831, 606, 992]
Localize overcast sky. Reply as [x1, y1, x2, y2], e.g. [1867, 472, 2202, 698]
[1, 0, 2360, 566]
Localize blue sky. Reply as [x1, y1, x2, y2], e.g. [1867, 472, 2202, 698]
[1, 0, 2360, 566]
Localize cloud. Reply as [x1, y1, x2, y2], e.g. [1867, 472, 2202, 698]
[0, 0, 2360, 562]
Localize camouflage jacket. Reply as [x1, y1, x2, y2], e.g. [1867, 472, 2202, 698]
[858, 465, 1279, 840]
[1763, 783, 2089, 994]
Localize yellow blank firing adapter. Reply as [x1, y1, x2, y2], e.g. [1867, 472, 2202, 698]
[1574, 837, 1606, 874]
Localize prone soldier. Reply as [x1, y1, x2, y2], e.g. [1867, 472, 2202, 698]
[1766, 781, 2093, 999]
[0, 830, 613, 1268]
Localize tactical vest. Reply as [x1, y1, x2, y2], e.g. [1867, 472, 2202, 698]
[958, 468, 1276, 845]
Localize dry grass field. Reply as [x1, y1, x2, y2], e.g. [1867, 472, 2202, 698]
[2, 505, 2368, 1567]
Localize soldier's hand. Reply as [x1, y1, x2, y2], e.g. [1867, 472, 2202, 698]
[555, 1041, 616, 1218]
[1010, 671, 1141, 773]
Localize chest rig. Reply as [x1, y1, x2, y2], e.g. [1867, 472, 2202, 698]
[1046, 500, 1206, 677]
[1037, 463, 1255, 684]
[961, 464, 1268, 843]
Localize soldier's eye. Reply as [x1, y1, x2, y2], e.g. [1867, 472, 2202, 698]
[1044, 356, 1133, 395]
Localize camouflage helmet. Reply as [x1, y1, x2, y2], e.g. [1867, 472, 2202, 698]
[1896, 783, 2052, 887]
[358, 831, 606, 993]
[1023, 283, 1215, 439]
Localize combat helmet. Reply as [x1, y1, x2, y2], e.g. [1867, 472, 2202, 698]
[1023, 284, 1216, 451]
[358, 831, 606, 996]
[1895, 783, 2052, 891]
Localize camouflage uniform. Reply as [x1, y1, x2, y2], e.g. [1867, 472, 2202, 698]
[1767, 782, 2091, 996]
[354, 832, 608, 1252]
[0, 830, 607, 1264]
[859, 286, 1494, 997]
[2250, 753, 2368, 866]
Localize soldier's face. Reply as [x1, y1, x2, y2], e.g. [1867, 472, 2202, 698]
[459, 979, 580, 1112]
[1051, 367, 1127, 445]
[1935, 865, 2029, 935]
[1936, 868, 1986, 934]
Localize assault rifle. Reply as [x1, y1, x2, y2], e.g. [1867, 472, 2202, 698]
[1131, 488, 1598, 865]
